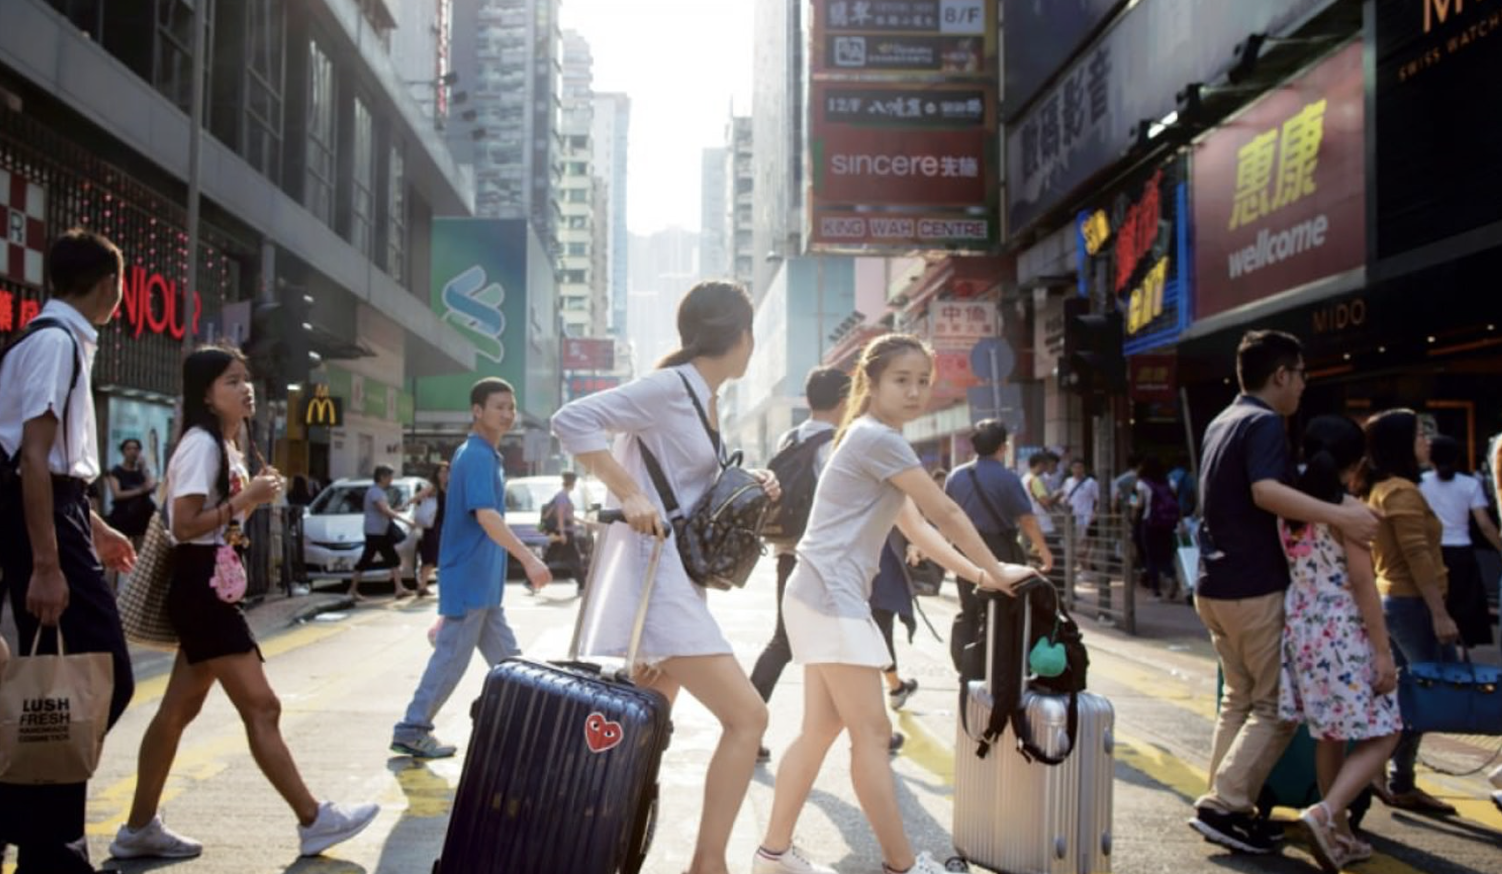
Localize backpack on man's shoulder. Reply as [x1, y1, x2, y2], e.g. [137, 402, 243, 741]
[761, 428, 835, 545]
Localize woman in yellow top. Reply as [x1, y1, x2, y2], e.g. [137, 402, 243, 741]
[1358, 409, 1458, 814]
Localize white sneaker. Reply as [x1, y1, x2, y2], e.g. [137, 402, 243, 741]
[298, 801, 380, 856]
[108, 815, 203, 859]
[752, 842, 836, 874]
[885, 851, 953, 874]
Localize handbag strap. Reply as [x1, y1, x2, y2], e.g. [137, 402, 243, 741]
[674, 370, 725, 465]
[969, 467, 1011, 532]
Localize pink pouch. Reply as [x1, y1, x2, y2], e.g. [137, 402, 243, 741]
[209, 545, 247, 604]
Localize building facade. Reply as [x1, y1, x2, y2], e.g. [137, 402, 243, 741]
[557, 30, 595, 337]
[592, 91, 631, 337]
[0, 0, 477, 488]
[727, 115, 755, 290]
[699, 146, 728, 279]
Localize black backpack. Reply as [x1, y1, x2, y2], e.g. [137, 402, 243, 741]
[538, 495, 561, 535]
[0, 317, 81, 488]
[760, 428, 835, 546]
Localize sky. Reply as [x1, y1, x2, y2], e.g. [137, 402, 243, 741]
[559, 0, 754, 235]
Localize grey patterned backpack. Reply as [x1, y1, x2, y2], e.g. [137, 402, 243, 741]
[637, 372, 769, 589]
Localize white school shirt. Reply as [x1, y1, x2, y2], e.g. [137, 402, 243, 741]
[551, 364, 733, 664]
[165, 428, 250, 545]
[1061, 475, 1100, 526]
[1418, 471, 1488, 548]
[0, 299, 101, 481]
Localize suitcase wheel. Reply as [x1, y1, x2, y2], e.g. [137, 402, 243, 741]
[942, 856, 970, 872]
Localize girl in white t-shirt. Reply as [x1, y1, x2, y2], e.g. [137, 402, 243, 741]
[753, 334, 1036, 874]
[111, 347, 378, 861]
[1419, 435, 1502, 647]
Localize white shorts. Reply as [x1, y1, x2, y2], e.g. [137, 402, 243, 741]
[783, 591, 891, 668]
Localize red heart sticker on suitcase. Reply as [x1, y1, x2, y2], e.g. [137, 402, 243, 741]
[585, 711, 624, 753]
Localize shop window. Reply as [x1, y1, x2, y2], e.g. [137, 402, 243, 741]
[305, 39, 337, 226]
[351, 97, 375, 257]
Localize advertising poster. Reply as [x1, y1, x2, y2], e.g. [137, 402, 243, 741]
[417, 218, 530, 412]
[104, 397, 175, 513]
[1192, 42, 1365, 320]
[807, 0, 1000, 253]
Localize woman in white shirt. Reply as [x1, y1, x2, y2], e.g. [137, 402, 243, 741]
[111, 347, 378, 861]
[752, 334, 1035, 874]
[552, 280, 778, 874]
[1418, 435, 1502, 647]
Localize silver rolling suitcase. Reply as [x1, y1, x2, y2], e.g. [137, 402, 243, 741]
[953, 584, 1115, 874]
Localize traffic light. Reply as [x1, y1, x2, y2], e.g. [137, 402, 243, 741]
[1060, 296, 1125, 395]
[245, 287, 317, 398]
[247, 300, 284, 393]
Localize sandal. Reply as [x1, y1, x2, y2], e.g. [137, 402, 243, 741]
[1299, 802, 1348, 874]
[1336, 831, 1372, 863]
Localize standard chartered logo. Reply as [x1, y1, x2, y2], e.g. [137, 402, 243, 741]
[440, 265, 507, 363]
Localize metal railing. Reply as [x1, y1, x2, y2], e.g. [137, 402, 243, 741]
[1060, 512, 1137, 635]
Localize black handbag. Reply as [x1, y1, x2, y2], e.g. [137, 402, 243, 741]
[387, 519, 407, 545]
[638, 372, 769, 590]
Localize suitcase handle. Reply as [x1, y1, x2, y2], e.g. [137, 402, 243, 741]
[566, 510, 668, 670]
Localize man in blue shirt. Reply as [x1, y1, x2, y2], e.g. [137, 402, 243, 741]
[390, 378, 551, 758]
[1189, 331, 1378, 854]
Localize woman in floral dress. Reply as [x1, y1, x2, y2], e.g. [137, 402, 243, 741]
[1279, 415, 1401, 873]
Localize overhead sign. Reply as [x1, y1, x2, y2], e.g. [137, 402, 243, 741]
[1005, 0, 1330, 235]
[562, 337, 614, 370]
[1075, 155, 1190, 355]
[303, 384, 344, 427]
[565, 373, 621, 402]
[807, 0, 999, 254]
[1002, 0, 1120, 121]
[1374, 0, 1502, 259]
[1192, 42, 1365, 320]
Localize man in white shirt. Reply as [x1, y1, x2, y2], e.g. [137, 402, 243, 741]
[1060, 459, 1101, 574]
[0, 229, 138, 873]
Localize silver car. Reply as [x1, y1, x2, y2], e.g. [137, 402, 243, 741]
[301, 476, 428, 585]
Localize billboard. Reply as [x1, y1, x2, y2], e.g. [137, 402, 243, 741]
[927, 299, 998, 403]
[1075, 155, 1190, 355]
[561, 337, 615, 371]
[1005, 0, 1331, 235]
[1374, 0, 1502, 260]
[1192, 42, 1365, 320]
[417, 219, 530, 413]
[808, 0, 999, 254]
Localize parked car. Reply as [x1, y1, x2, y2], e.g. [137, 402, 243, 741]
[302, 476, 428, 586]
[505, 475, 598, 581]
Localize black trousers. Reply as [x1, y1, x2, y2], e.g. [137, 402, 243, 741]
[749, 553, 799, 703]
[0, 479, 134, 874]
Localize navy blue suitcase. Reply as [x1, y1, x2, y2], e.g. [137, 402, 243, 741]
[435, 520, 672, 874]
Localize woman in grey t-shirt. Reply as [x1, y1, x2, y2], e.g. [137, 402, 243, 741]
[753, 334, 1036, 874]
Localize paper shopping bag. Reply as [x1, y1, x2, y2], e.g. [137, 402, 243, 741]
[0, 629, 114, 784]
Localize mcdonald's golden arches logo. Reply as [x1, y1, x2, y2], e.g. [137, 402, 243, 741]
[304, 384, 343, 427]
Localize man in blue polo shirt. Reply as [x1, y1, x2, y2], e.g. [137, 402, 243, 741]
[390, 377, 551, 758]
[1188, 330, 1379, 855]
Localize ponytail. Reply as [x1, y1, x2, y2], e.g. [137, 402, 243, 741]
[655, 280, 753, 369]
[1430, 434, 1460, 482]
[1292, 415, 1365, 519]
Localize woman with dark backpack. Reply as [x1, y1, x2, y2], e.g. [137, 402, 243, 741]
[1136, 457, 1180, 598]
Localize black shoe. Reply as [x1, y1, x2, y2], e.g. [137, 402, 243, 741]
[889, 732, 906, 755]
[756, 745, 771, 764]
[888, 678, 919, 710]
[1187, 808, 1274, 854]
[1253, 818, 1285, 844]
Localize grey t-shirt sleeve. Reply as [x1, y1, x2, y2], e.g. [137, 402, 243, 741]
[857, 426, 921, 483]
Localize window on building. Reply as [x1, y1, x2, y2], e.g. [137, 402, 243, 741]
[387, 145, 407, 282]
[567, 242, 587, 256]
[568, 161, 588, 175]
[154, 0, 198, 113]
[567, 188, 588, 203]
[351, 98, 375, 256]
[305, 39, 337, 225]
[563, 297, 587, 311]
[245, 0, 284, 183]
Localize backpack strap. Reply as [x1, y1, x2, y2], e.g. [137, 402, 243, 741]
[0, 317, 82, 474]
[674, 370, 725, 465]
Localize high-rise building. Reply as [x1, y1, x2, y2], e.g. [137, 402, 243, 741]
[751, 0, 804, 300]
[700, 147, 728, 280]
[558, 30, 595, 337]
[627, 227, 699, 372]
[727, 115, 755, 290]
[451, 0, 562, 255]
[592, 92, 631, 336]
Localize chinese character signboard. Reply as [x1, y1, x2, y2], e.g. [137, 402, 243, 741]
[561, 337, 614, 371]
[1192, 42, 1364, 321]
[1374, 0, 1502, 260]
[417, 219, 530, 413]
[1075, 156, 1190, 355]
[1006, 0, 1328, 235]
[927, 300, 997, 404]
[808, 0, 999, 254]
[565, 373, 621, 402]
[1002, 0, 1120, 122]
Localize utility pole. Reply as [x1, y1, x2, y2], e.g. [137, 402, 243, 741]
[183, 0, 206, 367]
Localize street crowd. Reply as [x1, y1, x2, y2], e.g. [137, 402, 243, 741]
[0, 230, 1498, 874]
